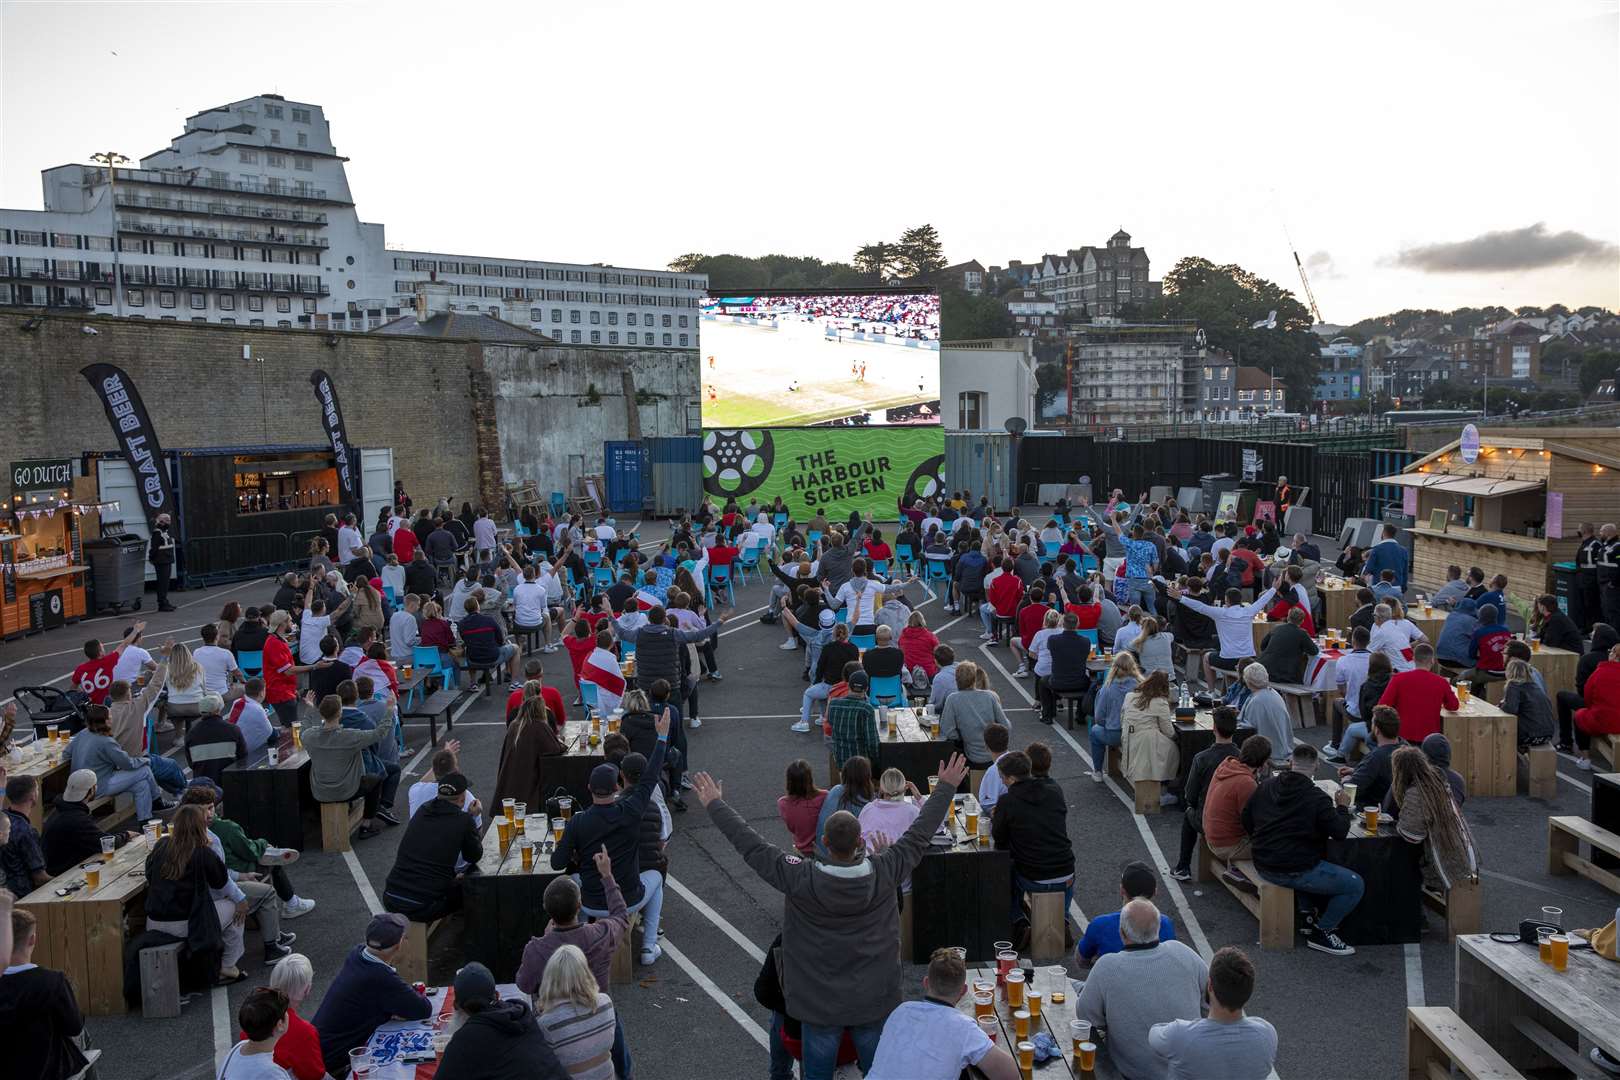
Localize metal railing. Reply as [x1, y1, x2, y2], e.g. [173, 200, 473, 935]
[115, 217, 328, 247]
[114, 193, 329, 225]
[90, 167, 334, 202]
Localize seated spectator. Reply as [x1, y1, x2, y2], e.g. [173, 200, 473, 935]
[1379, 643, 1459, 743]
[518, 852, 628, 999]
[975, 724, 1013, 813]
[991, 749, 1075, 933]
[1122, 671, 1179, 789]
[1242, 744, 1362, 956]
[1429, 565, 1469, 610]
[218, 986, 293, 1080]
[311, 914, 432, 1075]
[1390, 746, 1479, 896]
[940, 662, 1010, 768]
[1534, 593, 1583, 653]
[1556, 624, 1619, 755]
[2, 775, 50, 898]
[1078, 861, 1178, 964]
[1258, 608, 1319, 686]
[1131, 615, 1176, 676]
[436, 961, 565, 1080]
[535, 944, 618, 1080]
[1347, 587, 1378, 634]
[226, 678, 275, 755]
[866, 948, 1019, 1080]
[1502, 659, 1556, 750]
[861, 625, 906, 681]
[505, 661, 567, 729]
[493, 694, 565, 810]
[1371, 568, 1403, 603]
[1336, 705, 1403, 808]
[183, 693, 247, 785]
[927, 644, 960, 713]
[66, 704, 165, 822]
[1173, 706, 1240, 881]
[459, 595, 524, 691]
[1149, 946, 1278, 1080]
[776, 759, 827, 856]
[813, 757, 876, 859]
[1090, 652, 1142, 779]
[1325, 650, 1394, 762]
[859, 769, 923, 881]
[0, 905, 89, 1080]
[302, 693, 395, 841]
[1076, 899, 1208, 1080]
[898, 611, 941, 684]
[206, 782, 316, 921]
[178, 783, 291, 970]
[408, 742, 481, 825]
[1573, 641, 1620, 770]
[1434, 598, 1480, 666]
[142, 805, 235, 985]
[1463, 603, 1512, 689]
[194, 623, 245, 702]
[382, 772, 481, 921]
[41, 768, 140, 876]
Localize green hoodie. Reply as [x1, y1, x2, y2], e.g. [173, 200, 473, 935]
[209, 815, 267, 874]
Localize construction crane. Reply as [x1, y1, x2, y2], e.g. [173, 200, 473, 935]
[1291, 247, 1323, 326]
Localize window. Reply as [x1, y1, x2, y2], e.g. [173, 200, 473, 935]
[250, 318, 264, 326]
[239, 149, 258, 164]
[159, 290, 176, 308]
[294, 158, 312, 171]
[589, 311, 601, 325]
[247, 295, 264, 311]
[628, 332, 638, 344]
[268, 153, 286, 168]
[549, 308, 562, 322]
[219, 294, 236, 310]
[127, 288, 144, 307]
[627, 313, 638, 326]
[95, 287, 112, 305]
[609, 331, 619, 345]
[278, 319, 292, 328]
[270, 130, 281, 145]
[292, 107, 311, 123]
[678, 315, 688, 328]
[264, 103, 284, 118]
[679, 333, 689, 346]
[189, 293, 206, 310]
[276, 296, 291, 312]
[303, 298, 316, 313]
[570, 330, 582, 344]
[570, 310, 581, 323]
[297, 132, 308, 148]
[590, 331, 601, 344]
[662, 333, 672, 346]
[661, 314, 672, 328]
[958, 391, 986, 429]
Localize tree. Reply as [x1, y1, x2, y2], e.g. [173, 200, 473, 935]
[1035, 360, 1066, 415]
[895, 224, 947, 278]
[1137, 256, 1322, 407]
[1579, 350, 1620, 395]
[940, 288, 1011, 341]
[664, 253, 867, 289]
[1422, 379, 1473, 409]
[852, 242, 898, 283]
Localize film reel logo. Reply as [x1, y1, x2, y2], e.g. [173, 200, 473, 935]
[702, 429, 774, 500]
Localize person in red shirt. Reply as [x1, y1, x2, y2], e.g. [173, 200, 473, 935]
[1012, 585, 1052, 676]
[391, 524, 418, 564]
[983, 562, 1023, 626]
[1229, 545, 1265, 595]
[1264, 593, 1316, 637]
[238, 954, 325, 1080]
[862, 530, 893, 564]
[706, 537, 740, 568]
[505, 659, 568, 730]
[1059, 581, 1103, 630]
[1377, 642, 1459, 742]
[562, 616, 595, 697]
[1573, 644, 1620, 770]
[70, 622, 145, 706]
[262, 610, 328, 729]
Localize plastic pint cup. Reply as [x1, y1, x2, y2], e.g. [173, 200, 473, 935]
[1363, 806, 1379, 833]
[1079, 1041, 1097, 1071]
[84, 863, 101, 890]
[976, 1015, 998, 1043]
[973, 992, 993, 1018]
[101, 835, 117, 858]
[1017, 1041, 1035, 1070]
[1006, 969, 1025, 1007]
[1550, 934, 1569, 971]
[1071, 1020, 1091, 1057]
[520, 840, 535, 871]
[559, 796, 573, 819]
[1026, 988, 1042, 1020]
[1013, 1009, 1030, 1039]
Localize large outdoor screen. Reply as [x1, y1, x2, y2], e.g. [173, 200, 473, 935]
[698, 289, 940, 427]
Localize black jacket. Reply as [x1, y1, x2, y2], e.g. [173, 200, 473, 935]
[752, 933, 799, 1037]
[230, 621, 269, 658]
[382, 798, 481, 916]
[990, 776, 1075, 881]
[550, 739, 667, 909]
[1184, 741, 1238, 822]
[0, 965, 88, 1080]
[1345, 740, 1401, 809]
[144, 844, 229, 922]
[1348, 603, 1377, 633]
[1047, 632, 1093, 692]
[435, 999, 566, 1080]
[1358, 672, 1392, 723]
[183, 713, 247, 784]
[1539, 612, 1583, 654]
[1578, 625, 1620, 696]
[815, 640, 861, 686]
[405, 559, 439, 599]
[862, 646, 906, 680]
[1241, 769, 1350, 876]
[42, 799, 125, 877]
[1172, 598, 1220, 651]
[1258, 623, 1319, 686]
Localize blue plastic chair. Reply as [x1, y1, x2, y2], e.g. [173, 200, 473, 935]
[616, 546, 636, 566]
[549, 492, 568, 518]
[707, 565, 734, 607]
[867, 674, 905, 706]
[579, 680, 600, 719]
[413, 644, 457, 690]
[894, 544, 915, 575]
[382, 585, 397, 606]
[871, 559, 889, 580]
[1080, 555, 1100, 575]
[237, 650, 264, 678]
[773, 512, 788, 528]
[835, 607, 849, 624]
[925, 558, 948, 582]
[1043, 541, 1061, 559]
[592, 564, 614, 589]
[583, 548, 603, 568]
[735, 545, 763, 585]
[851, 633, 877, 651]
[807, 530, 822, 550]
[621, 640, 636, 659]
[1078, 628, 1100, 651]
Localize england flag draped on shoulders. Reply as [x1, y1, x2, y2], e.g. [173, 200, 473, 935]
[582, 645, 625, 713]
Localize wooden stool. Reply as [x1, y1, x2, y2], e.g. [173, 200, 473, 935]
[1211, 856, 1294, 951]
[1520, 744, 1556, 800]
[319, 796, 364, 853]
[1274, 684, 1315, 728]
[1193, 835, 1215, 883]
[1027, 890, 1067, 962]
[1592, 732, 1618, 770]
[1105, 745, 1123, 780]
[1422, 878, 1482, 940]
[139, 942, 184, 1019]
[1056, 691, 1086, 730]
[968, 768, 988, 796]
[1404, 1006, 1524, 1079]
[1133, 778, 1162, 815]
[396, 917, 445, 986]
[610, 913, 643, 985]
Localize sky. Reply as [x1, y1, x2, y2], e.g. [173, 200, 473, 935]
[2, 0, 1616, 324]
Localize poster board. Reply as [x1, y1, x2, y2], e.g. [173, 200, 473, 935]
[701, 427, 944, 520]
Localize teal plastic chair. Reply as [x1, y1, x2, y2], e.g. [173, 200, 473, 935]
[851, 633, 877, 651]
[592, 564, 614, 589]
[807, 530, 823, 550]
[895, 544, 915, 575]
[1043, 541, 1061, 559]
[867, 674, 904, 705]
[237, 650, 264, 678]
[707, 565, 734, 607]
[1078, 629, 1100, 650]
[872, 559, 889, 579]
[413, 645, 456, 690]
[579, 680, 600, 719]
[735, 545, 763, 585]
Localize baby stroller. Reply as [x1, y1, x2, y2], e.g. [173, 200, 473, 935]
[11, 685, 91, 739]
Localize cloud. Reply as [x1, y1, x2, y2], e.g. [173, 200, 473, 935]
[1303, 250, 1340, 279]
[1391, 222, 1619, 274]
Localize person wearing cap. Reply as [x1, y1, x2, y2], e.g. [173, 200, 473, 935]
[311, 912, 432, 1076]
[827, 669, 880, 772]
[182, 693, 247, 786]
[783, 607, 838, 734]
[40, 768, 141, 876]
[381, 772, 482, 922]
[435, 961, 565, 1080]
[551, 709, 670, 966]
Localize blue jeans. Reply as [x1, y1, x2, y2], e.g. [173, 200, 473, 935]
[611, 1015, 634, 1080]
[1089, 725, 1121, 773]
[102, 766, 161, 821]
[800, 1020, 883, 1080]
[980, 601, 998, 637]
[1125, 577, 1157, 616]
[801, 682, 832, 726]
[769, 1012, 795, 1080]
[148, 753, 188, 795]
[1012, 871, 1074, 929]
[1259, 860, 1364, 933]
[1334, 721, 1368, 758]
[580, 869, 663, 953]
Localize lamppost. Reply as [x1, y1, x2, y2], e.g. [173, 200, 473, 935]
[89, 150, 130, 317]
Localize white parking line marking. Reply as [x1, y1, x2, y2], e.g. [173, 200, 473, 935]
[212, 985, 232, 1067]
[343, 848, 385, 915]
[666, 875, 767, 963]
[1404, 943, 1425, 1007]
[661, 937, 770, 1049]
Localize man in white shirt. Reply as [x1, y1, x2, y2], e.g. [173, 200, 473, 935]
[1366, 604, 1415, 672]
[1168, 583, 1278, 674]
[1114, 607, 1145, 653]
[593, 516, 617, 544]
[752, 513, 777, 551]
[866, 949, 1018, 1080]
[511, 565, 548, 631]
[298, 594, 337, 665]
[227, 679, 274, 755]
[830, 562, 882, 629]
[472, 509, 499, 563]
[407, 743, 483, 825]
[388, 593, 421, 662]
[193, 624, 243, 700]
[336, 513, 365, 565]
[1211, 526, 1237, 561]
[111, 626, 154, 684]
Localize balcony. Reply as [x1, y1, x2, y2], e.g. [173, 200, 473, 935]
[116, 216, 328, 248]
[86, 167, 349, 205]
[1, 264, 115, 284]
[120, 269, 329, 297]
[113, 193, 328, 226]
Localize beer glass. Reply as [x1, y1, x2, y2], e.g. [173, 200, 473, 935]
[973, 992, 993, 1018]
[1079, 1041, 1097, 1072]
[514, 802, 527, 821]
[1017, 1041, 1035, 1071]
[1071, 1020, 1091, 1057]
[976, 1015, 998, 1043]
[1550, 934, 1569, 972]
[559, 796, 574, 819]
[551, 818, 564, 844]
[520, 839, 535, 871]
[1012, 1009, 1030, 1039]
[1006, 969, 1025, 1007]
[502, 798, 516, 819]
[144, 820, 162, 845]
[1363, 806, 1379, 833]
[965, 803, 979, 837]
[1026, 988, 1042, 1021]
[1538, 931, 1553, 965]
[928, 775, 939, 793]
[100, 835, 117, 859]
[84, 863, 101, 890]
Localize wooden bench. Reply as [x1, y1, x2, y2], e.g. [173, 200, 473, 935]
[1274, 683, 1316, 728]
[1405, 1005, 1524, 1079]
[139, 941, 185, 1019]
[1027, 889, 1067, 962]
[1201, 840, 1294, 950]
[1519, 743, 1556, 800]
[1055, 690, 1087, 730]
[1421, 877, 1483, 939]
[1105, 745, 1161, 814]
[1547, 815, 1620, 896]
[84, 791, 136, 831]
[609, 912, 643, 986]
[1593, 732, 1618, 771]
[319, 795, 365, 853]
[403, 688, 459, 747]
[396, 917, 446, 986]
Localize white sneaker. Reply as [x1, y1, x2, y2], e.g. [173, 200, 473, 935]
[1576, 756, 1593, 770]
[979, 632, 995, 642]
[779, 639, 799, 650]
[1014, 667, 1031, 679]
[790, 721, 811, 733]
[689, 717, 702, 729]
[283, 896, 317, 919]
[1091, 771, 1105, 783]
[543, 642, 560, 653]
[639, 944, 663, 965]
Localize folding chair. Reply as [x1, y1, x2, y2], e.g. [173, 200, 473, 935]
[236, 650, 264, 678]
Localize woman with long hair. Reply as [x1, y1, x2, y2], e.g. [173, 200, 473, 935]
[1130, 614, 1175, 676]
[1501, 658, 1556, 749]
[144, 804, 237, 984]
[162, 641, 207, 732]
[776, 759, 826, 856]
[215, 602, 242, 652]
[1390, 745, 1478, 892]
[307, 537, 334, 580]
[351, 576, 386, 634]
[1089, 651, 1142, 778]
[1122, 670, 1178, 785]
[493, 694, 564, 810]
[812, 755, 875, 858]
[535, 945, 617, 1080]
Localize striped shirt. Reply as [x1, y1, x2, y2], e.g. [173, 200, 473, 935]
[538, 994, 618, 1080]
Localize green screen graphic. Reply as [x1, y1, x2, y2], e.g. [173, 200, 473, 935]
[702, 427, 945, 520]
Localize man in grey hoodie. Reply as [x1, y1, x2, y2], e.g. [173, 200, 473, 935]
[1076, 898, 1208, 1080]
[691, 752, 970, 1080]
[817, 533, 854, 594]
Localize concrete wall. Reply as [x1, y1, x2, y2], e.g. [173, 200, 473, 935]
[941, 337, 1036, 432]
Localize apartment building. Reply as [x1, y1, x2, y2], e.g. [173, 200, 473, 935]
[1062, 321, 1203, 428]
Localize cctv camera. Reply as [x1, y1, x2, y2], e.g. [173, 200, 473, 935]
[81, 325, 99, 335]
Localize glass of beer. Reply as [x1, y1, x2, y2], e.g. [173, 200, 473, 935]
[1538, 931, 1553, 965]
[84, 863, 101, 891]
[494, 815, 511, 852]
[976, 1015, 998, 1044]
[607, 712, 620, 733]
[1079, 1041, 1097, 1072]
[1549, 934, 1569, 972]
[1012, 1008, 1030, 1039]
[101, 835, 117, 859]
[928, 775, 939, 793]
[503, 797, 516, 819]
[1071, 1020, 1091, 1058]
[1006, 969, 1025, 1008]
[978, 816, 991, 845]
[1363, 806, 1379, 833]
[1341, 783, 1357, 810]
[514, 802, 527, 821]
[559, 796, 573, 819]
[519, 839, 535, 871]
[591, 711, 601, 733]
[887, 710, 898, 738]
[1047, 966, 1067, 1005]
[291, 724, 303, 750]
[973, 991, 994, 1018]
[1026, 988, 1042, 1021]
[1531, 637, 1542, 653]
[551, 818, 564, 844]
[144, 820, 162, 845]
[996, 949, 1017, 986]
[1017, 1040, 1035, 1071]
[930, 713, 941, 738]
[965, 801, 979, 837]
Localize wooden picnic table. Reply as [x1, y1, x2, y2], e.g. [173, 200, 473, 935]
[874, 706, 953, 790]
[220, 741, 314, 851]
[462, 820, 564, 982]
[1317, 578, 1361, 630]
[6, 740, 70, 830]
[1441, 696, 1517, 797]
[909, 809, 1012, 964]
[362, 981, 523, 1078]
[19, 833, 153, 1015]
[1456, 932, 1620, 1073]
[956, 963, 1118, 1077]
[534, 719, 605, 813]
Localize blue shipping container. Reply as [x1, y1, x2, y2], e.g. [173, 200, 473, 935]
[603, 441, 647, 513]
[647, 436, 702, 517]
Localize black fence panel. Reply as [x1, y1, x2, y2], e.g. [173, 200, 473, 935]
[1017, 436, 1095, 501]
